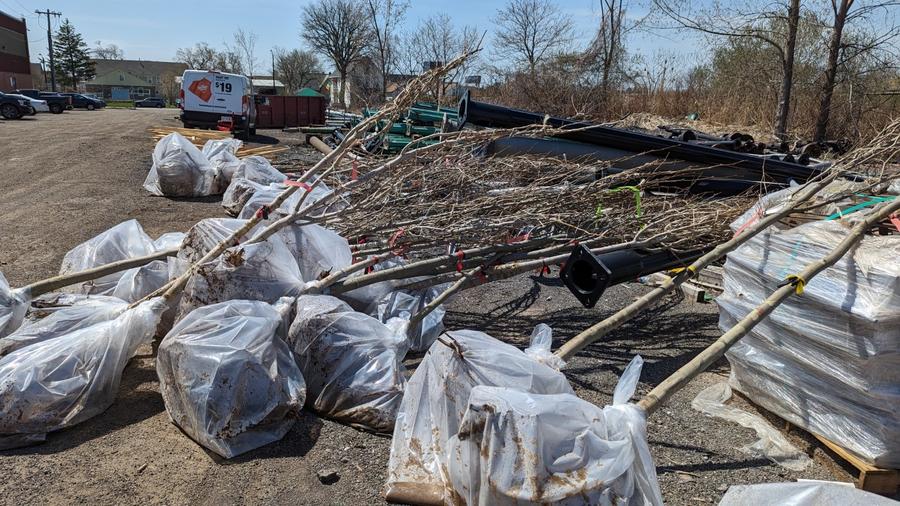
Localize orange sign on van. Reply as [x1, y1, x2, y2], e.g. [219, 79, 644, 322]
[188, 78, 213, 102]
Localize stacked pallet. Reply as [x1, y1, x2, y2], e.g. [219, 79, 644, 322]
[148, 127, 289, 160]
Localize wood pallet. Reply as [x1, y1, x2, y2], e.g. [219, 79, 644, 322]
[784, 422, 900, 495]
[735, 391, 899, 494]
[148, 127, 289, 160]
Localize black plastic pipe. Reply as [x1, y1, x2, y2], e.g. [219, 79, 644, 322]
[458, 91, 826, 184]
[560, 244, 707, 308]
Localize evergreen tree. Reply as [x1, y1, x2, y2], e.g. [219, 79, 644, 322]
[53, 20, 96, 88]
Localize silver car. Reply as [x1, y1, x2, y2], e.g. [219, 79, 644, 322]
[5, 94, 49, 114]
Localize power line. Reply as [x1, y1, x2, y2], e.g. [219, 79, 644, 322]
[35, 9, 61, 91]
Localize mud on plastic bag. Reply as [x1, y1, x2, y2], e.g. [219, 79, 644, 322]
[286, 295, 407, 433]
[385, 329, 575, 504]
[223, 178, 268, 216]
[447, 358, 663, 505]
[157, 299, 305, 458]
[0, 298, 166, 449]
[202, 138, 243, 188]
[178, 237, 304, 320]
[143, 132, 218, 197]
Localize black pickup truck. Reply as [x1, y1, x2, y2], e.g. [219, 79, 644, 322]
[15, 89, 70, 114]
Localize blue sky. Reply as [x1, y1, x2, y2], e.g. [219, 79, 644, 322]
[3, 0, 697, 70]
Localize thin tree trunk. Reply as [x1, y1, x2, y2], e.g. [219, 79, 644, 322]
[638, 196, 900, 415]
[339, 67, 349, 110]
[774, 0, 801, 141]
[814, 0, 852, 142]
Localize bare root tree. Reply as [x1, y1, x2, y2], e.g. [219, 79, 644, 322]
[493, 0, 574, 73]
[274, 48, 322, 94]
[654, 0, 804, 140]
[366, 0, 409, 102]
[302, 0, 374, 109]
[93, 42, 124, 60]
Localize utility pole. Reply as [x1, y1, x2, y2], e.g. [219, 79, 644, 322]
[35, 9, 62, 91]
[271, 49, 276, 95]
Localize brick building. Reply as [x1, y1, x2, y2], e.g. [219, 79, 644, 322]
[0, 10, 32, 92]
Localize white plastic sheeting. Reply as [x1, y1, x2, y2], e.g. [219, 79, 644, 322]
[372, 284, 449, 353]
[232, 156, 287, 185]
[340, 256, 407, 312]
[719, 213, 900, 467]
[692, 382, 811, 471]
[286, 295, 407, 433]
[447, 356, 663, 504]
[385, 329, 576, 504]
[178, 218, 256, 265]
[178, 238, 304, 319]
[0, 296, 127, 357]
[143, 133, 218, 197]
[718, 482, 899, 506]
[157, 299, 306, 459]
[0, 298, 166, 449]
[0, 271, 28, 339]
[523, 323, 566, 371]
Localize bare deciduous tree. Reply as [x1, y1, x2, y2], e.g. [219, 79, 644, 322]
[274, 47, 322, 94]
[302, 0, 374, 109]
[93, 42, 124, 60]
[232, 29, 258, 92]
[366, 0, 409, 102]
[493, 0, 574, 73]
[175, 42, 243, 73]
[813, 0, 899, 141]
[407, 13, 481, 105]
[584, 0, 631, 96]
[654, 0, 803, 140]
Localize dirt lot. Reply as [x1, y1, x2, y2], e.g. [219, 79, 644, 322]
[0, 109, 860, 505]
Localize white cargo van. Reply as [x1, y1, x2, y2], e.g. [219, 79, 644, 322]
[179, 70, 255, 137]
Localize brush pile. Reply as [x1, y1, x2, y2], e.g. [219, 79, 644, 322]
[2, 48, 900, 505]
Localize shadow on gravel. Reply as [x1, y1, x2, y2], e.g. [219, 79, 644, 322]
[247, 134, 280, 145]
[214, 411, 323, 465]
[1, 360, 164, 456]
[656, 457, 772, 474]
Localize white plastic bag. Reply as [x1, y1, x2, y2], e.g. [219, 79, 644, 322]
[273, 224, 352, 282]
[340, 256, 407, 311]
[385, 329, 576, 504]
[59, 219, 157, 296]
[524, 323, 566, 370]
[286, 295, 407, 433]
[372, 284, 448, 353]
[232, 155, 286, 185]
[0, 295, 127, 357]
[178, 218, 257, 265]
[202, 138, 243, 188]
[0, 271, 29, 339]
[447, 357, 663, 505]
[178, 239, 304, 319]
[157, 299, 305, 459]
[143, 132, 218, 197]
[0, 298, 166, 449]
[223, 178, 268, 216]
[692, 382, 811, 471]
[238, 181, 338, 221]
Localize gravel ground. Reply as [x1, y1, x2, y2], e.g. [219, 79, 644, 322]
[0, 109, 862, 505]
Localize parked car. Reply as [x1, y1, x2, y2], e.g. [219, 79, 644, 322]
[61, 93, 106, 110]
[135, 97, 166, 108]
[15, 89, 70, 114]
[0, 92, 32, 119]
[5, 94, 49, 114]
